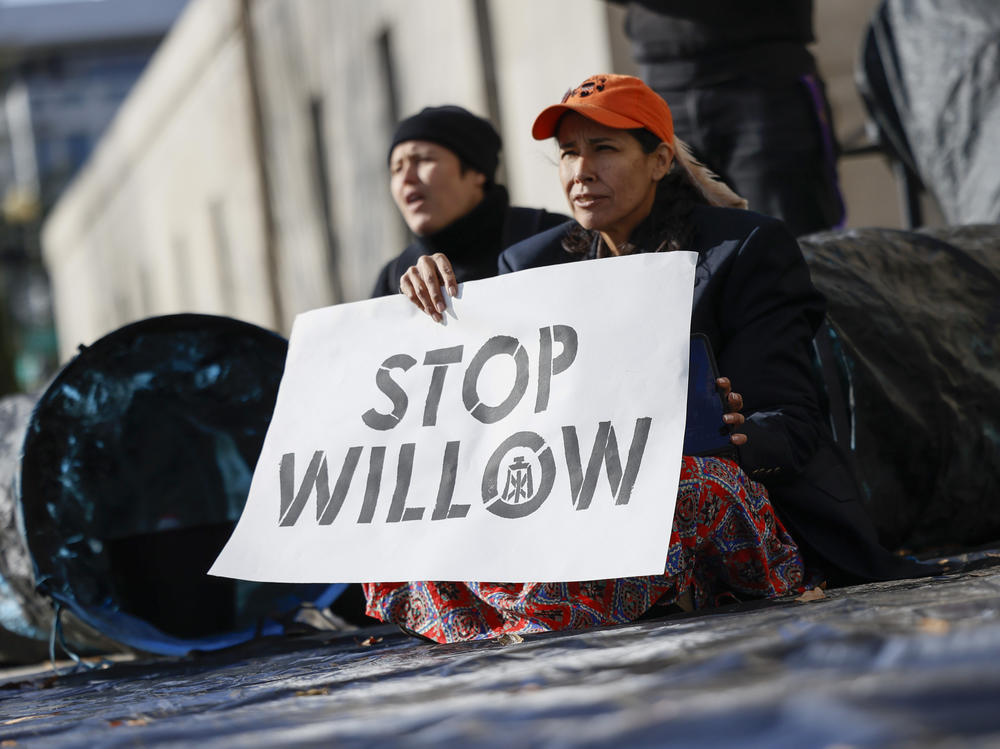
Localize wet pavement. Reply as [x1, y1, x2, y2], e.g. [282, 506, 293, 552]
[3, 555, 1000, 748]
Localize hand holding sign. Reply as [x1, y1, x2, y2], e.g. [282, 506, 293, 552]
[399, 253, 458, 322]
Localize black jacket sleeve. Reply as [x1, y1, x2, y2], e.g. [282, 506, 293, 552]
[371, 244, 423, 298]
[714, 218, 826, 480]
[497, 221, 579, 275]
[371, 260, 397, 297]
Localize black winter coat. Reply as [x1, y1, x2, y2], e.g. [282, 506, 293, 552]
[372, 185, 566, 297]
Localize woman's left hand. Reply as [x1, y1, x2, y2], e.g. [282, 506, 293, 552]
[716, 377, 747, 446]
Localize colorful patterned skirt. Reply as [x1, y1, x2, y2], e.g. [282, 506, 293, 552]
[363, 456, 804, 643]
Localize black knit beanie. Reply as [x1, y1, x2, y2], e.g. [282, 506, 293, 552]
[388, 105, 501, 179]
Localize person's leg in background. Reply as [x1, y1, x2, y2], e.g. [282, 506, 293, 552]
[660, 79, 845, 237]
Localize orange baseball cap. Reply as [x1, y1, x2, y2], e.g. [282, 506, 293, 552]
[531, 74, 674, 144]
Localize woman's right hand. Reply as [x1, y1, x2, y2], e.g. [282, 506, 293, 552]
[399, 253, 458, 323]
[716, 377, 748, 447]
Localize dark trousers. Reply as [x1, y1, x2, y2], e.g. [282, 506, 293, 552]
[654, 76, 845, 237]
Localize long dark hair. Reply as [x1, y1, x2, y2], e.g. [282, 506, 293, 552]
[561, 127, 709, 256]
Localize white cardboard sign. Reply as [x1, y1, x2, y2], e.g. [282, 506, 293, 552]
[210, 252, 697, 583]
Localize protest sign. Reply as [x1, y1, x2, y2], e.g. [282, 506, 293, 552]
[210, 252, 697, 583]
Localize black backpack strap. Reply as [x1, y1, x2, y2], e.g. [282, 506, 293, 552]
[811, 317, 854, 449]
[811, 317, 867, 495]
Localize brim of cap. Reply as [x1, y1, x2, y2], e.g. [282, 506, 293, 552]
[531, 103, 646, 140]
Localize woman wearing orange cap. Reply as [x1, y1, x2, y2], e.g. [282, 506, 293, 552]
[372, 75, 927, 643]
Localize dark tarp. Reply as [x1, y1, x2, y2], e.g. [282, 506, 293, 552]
[800, 224, 1000, 552]
[13, 314, 345, 659]
[862, 0, 1000, 223]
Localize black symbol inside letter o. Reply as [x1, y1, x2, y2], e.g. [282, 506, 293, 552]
[482, 431, 555, 519]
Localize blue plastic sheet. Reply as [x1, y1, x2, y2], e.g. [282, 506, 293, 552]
[16, 314, 345, 657]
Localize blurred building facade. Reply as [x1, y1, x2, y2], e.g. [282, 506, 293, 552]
[40, 0, 636, 360]
[0, 0, 189, 389]
[40, 0, 904, 363]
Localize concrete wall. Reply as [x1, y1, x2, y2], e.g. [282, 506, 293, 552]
[491, 1, 615, 213]
[42, 0, 278, 357]
[252, 0, 490, 307]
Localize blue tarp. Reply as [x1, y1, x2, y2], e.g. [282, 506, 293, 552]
[11, 314, 346, 658]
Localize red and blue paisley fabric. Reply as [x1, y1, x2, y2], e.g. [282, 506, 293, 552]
[364, 456, 804, 643]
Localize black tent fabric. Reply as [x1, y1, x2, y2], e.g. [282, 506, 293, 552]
[800, 224, 1000, 553]
[15, 314, 344, 657]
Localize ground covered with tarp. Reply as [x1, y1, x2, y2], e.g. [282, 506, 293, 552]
[2, 554, 1000, 747]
